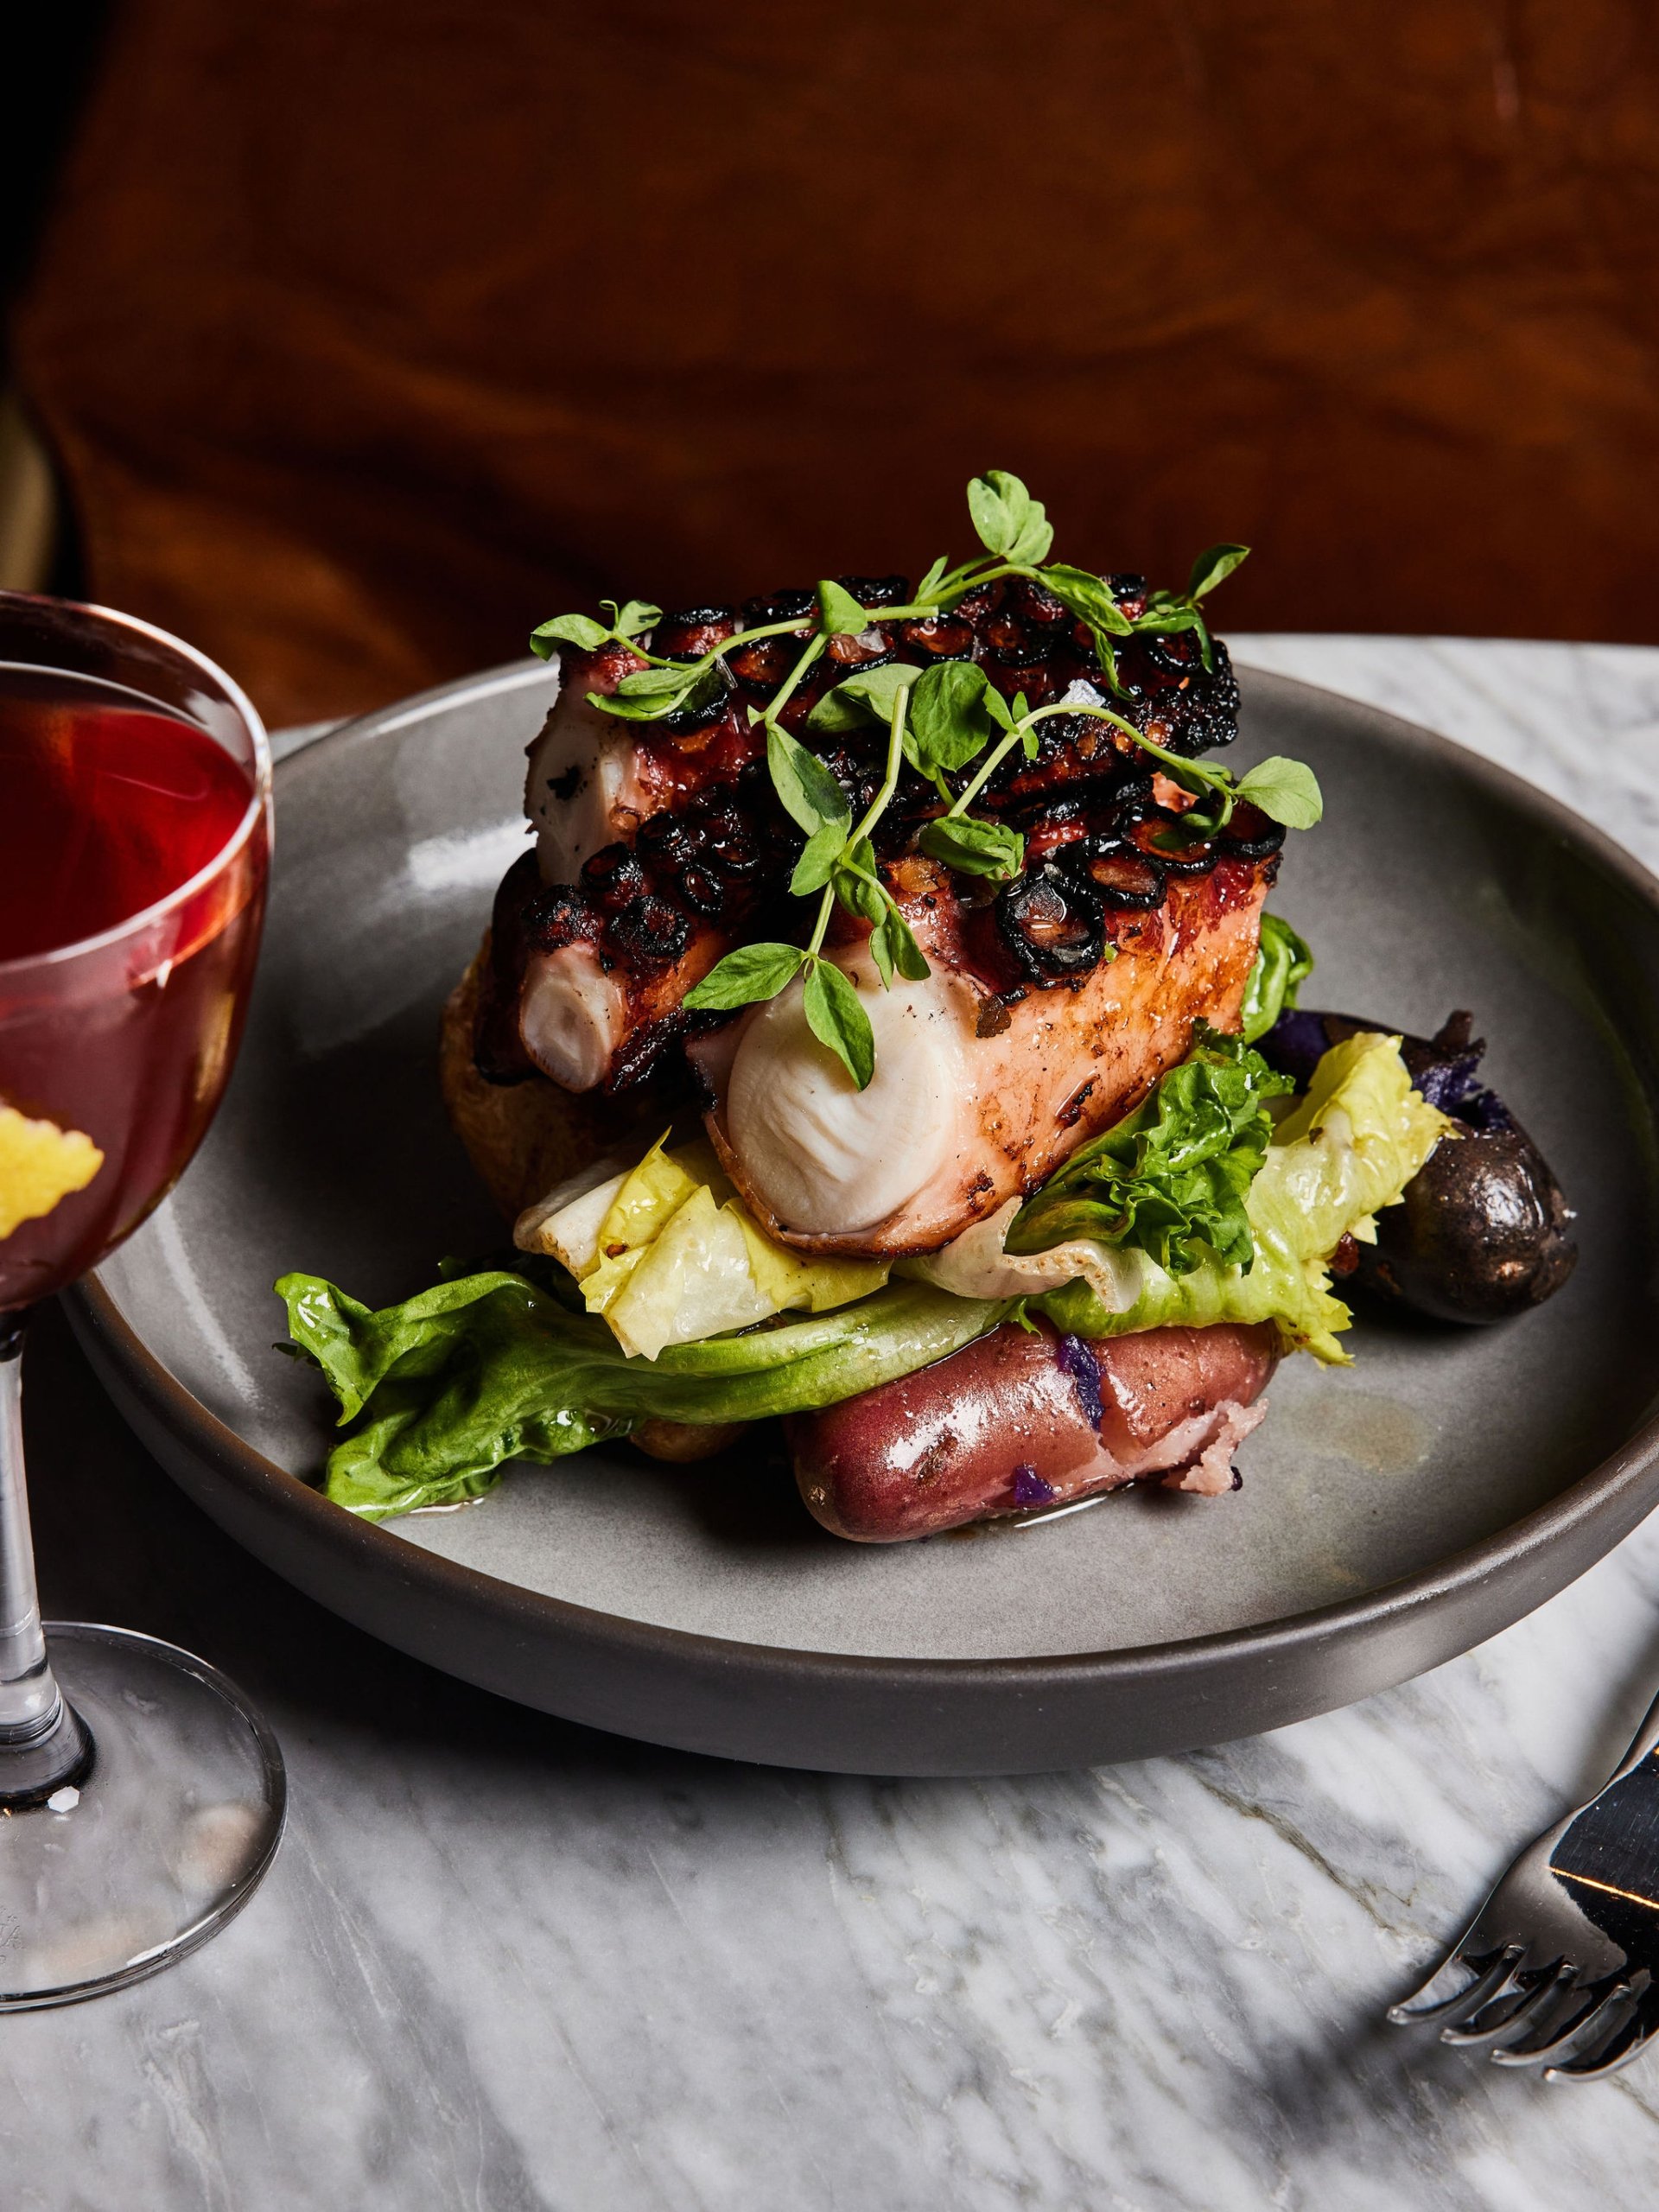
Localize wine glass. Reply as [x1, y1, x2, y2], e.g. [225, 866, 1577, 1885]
[0, 589, 283, 2007]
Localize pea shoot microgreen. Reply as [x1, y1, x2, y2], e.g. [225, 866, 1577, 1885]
[529, 473, 1320, 1090]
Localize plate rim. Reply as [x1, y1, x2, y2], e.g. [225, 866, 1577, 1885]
[73, 655, 1659, 1700]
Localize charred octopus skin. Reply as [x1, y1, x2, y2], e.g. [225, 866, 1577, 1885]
[477, 495, 1302, 1261]
[483, 573, 1250, 1095]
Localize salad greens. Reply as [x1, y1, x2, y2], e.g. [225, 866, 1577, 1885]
[280, 1021, 1450, 1519]
[276, 1273, 1007, 1521]
[1240, 914, 1315, 1044]
[1036, 1032, 1450, 1363]
[531, 468, 1322, 1090]
[1007, 1027, 1294, 1276]
[542, 1133, 886, 1360]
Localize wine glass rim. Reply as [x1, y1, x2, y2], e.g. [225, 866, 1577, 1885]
[0, 591, 273, 978]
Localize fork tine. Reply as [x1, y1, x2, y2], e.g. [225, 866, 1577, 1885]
[1387, 1942, 1521, 2027]
[1440, 1960, 1568, 2047]
[1503, 1981, 1654, 2079]
[1545, 1989, 1654, 2082]
[1489, 1976, 1624, 2069]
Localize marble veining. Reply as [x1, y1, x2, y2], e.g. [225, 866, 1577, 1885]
[6, 640, 1659, 2209]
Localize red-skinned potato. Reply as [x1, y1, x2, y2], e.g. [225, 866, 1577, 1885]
[787, 1320, 1278, 1542]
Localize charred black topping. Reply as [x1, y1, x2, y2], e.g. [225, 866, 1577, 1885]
[658, 659, 734, 739]
[609, 893, 692, 968]
[675, 862, 729, 917]
[653, 607, 738, 660]
[606, 1012, 687, 1094]
[984, 621, 1062, 669]
[1129, 812, 1217, 878]
[1217, 799, 1287, 863]
[694, 807, 763, 877]
[833, 574, 910, 608]
[996, 861, 1108, 983]
[523, 880, 595, 954]
[507, 477, 1305, 1090]
[899, 615, 976, 664]
[741, 585, 817, 628]
[635, 809, 697, 864]
[726, 633, 800, 692]
[1058, 833, 1167, 912]
[580, 844, 650, 911]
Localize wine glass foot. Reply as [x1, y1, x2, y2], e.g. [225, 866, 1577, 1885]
[0, 1623, 284, 2010]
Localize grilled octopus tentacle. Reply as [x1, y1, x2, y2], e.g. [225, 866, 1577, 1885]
[480, 572, 1262, 1235]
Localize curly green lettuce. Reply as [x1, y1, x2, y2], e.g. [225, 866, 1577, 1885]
[1007, 1025, 1293, 1275]
[1033, 1031, 1451, 1361]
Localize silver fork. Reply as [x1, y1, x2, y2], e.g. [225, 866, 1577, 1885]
[1388, 1683, 1659, 2078]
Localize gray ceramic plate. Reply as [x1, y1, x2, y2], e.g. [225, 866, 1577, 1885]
[71, 662, 1659, 1775]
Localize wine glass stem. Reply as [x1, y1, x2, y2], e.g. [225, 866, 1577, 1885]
[0, 1314, 89, 1798]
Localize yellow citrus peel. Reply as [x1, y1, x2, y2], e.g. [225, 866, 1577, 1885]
[0, 1103, 104, 1239]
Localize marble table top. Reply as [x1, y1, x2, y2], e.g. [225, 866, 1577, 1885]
[10, 636, 1659, 2211]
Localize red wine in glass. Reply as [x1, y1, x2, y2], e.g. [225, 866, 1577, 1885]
[0, 670, 268, 1307]
[0, 594, 284, 2010]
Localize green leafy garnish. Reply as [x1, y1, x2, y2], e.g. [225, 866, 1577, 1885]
[1008, 1025, 1294, 1276]
[686, 683, 925, 1091]
[528, 613, 610, 654]
[528, 474, 1313, 1084]
[604, 598, 662, 639]
[905, 661, 1005, 773]
[966, 468, 1055, 564]
[868, 903, 930, 988]
[917, 813, 1025, 880]
[1041, 562, 1135, 641]
[529, 599, 663, 660]
[1186, 545, 1249, 601]
[816, 577, 871, 638]
[682, 942, 805, 1010]
[803, 958, 873, 1088]
[790, 822, 848, 896]
[1234, 757, 1324, 832]
[766, 723, 849, 838]
[1239, 914, 1315, 1043]
[805, 662, 919, 734]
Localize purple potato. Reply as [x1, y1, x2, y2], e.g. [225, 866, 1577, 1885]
[1260, 1009, 1577, 1325]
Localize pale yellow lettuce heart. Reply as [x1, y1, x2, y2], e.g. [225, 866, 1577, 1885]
[532, 1131, 887, 1359]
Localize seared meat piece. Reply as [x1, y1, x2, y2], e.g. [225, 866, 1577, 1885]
[688, 852, 1272, 1257]
[485, 572, 1249, 1101]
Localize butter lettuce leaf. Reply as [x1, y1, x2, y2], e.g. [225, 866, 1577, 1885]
[1034, 1032, 1450, 1362]
[534, 1133, 887, 1360]
[276, 1269, 1007, 1519]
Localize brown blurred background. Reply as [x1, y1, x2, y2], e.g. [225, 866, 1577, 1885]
[4, 1, 1658, 728]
